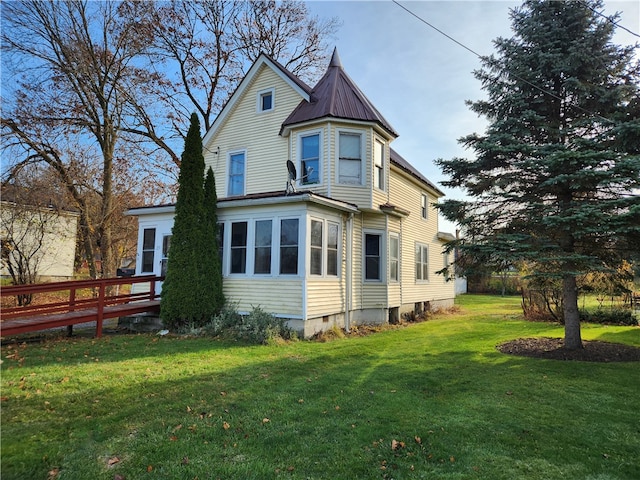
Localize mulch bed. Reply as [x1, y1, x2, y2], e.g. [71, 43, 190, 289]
[497, 337, 640, 362]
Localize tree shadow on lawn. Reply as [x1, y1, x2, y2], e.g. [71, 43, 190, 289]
[3, 345, 639, 479]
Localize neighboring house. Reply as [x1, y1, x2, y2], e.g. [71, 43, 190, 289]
[0, 200, 79, 282]
[128, 49, 456, 337]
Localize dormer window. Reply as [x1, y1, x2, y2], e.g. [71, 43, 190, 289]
[258, 88, 274, 112]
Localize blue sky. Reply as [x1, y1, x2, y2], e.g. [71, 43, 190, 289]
[306, 0, 640, 232]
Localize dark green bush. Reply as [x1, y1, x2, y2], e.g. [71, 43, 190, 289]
[579, 308, 638, 326]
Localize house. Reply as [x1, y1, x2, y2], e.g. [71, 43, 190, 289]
[128, 48, 455, 337]
[0, 199, 79, 282]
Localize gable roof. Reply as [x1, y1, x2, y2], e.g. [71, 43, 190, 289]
[203, 52, 313, 146]
[390, 148, 444, 197]
[281, 48, 398, 137]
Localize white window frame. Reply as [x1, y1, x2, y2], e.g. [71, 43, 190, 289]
[337, 130, 364, 186]
[298, 130, 322, 186]
[309, 218, 323, 276]
[308, 218, 341, 278]
[279, 217, 300, 276]
[416, 242, 429, 282]
[421, 193, 428, 220]
[141, 228, 156, 273]
[254, 219, 273, 275]
[363, 230, 384, 282]
[257, 87, 274, 113]
[389, 233, 399, 283]
[227, 149, 246, 197]
[374, 138, 385, 191]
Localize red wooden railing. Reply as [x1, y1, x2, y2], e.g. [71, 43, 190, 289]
[1, 276, 163, 338]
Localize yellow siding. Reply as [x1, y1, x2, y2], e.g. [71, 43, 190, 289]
[223, 277, 303, 316]
[306, 279, 345, 317]
[204, 65, 305, 198]
[389, 168, 455, 302]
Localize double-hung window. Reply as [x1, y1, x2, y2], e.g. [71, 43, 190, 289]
[280, 219, 299, 275]
[141, 228, 156, 273]
[338, 132, 362, 185]
[374, 139, 384, 190]
[228, 151, 245, 196]
[327, 222, 339, 276]
[310, 220, 323, 275]
[301, 133, 320, 185]
[416, 243, 429, 281]
[421, 194, 428, 220]
[364, 233, 382, 281]
[254, 220, 272, 274]
[230, 221, 247, 274]
[389, 234, 399, 282]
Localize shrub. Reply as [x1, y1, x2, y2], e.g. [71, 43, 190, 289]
[580, 308, 638, 326]
[204, 304, 296, 344]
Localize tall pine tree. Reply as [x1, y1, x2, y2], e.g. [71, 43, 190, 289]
[204, 167, 224, 312]
[161, 114, 222, 329]
[437, 0, 640, 349]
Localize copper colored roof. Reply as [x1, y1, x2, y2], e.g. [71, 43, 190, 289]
[281, 48, 398, 137]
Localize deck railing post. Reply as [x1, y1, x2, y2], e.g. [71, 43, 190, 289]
[150, 278, 157, 300]
[67, 285, 77, 336]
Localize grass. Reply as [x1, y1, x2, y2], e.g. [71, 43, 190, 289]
[2, 294, 639, 480]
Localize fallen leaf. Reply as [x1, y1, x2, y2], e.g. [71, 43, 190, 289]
[414, 436, 422, 445]
[181, 456, 189, 465]
[450, 456, 456, 463]
[169, 435, 178, 441]
[47, 468, 59, 479]
[262, 418, 270, 424]
[223, 421, 230, 430]
[107, 456, 120, 467]
[147, 465, 153, 472]
[114, 475, 126, 480]
[172, 424, 183, 433]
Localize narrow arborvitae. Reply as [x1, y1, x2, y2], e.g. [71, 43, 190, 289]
[161, 113, 221, 329]
[204, 166, 225, 313]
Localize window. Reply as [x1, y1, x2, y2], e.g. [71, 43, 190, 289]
[310, 220, 323, 275]
[230, 222, 247, 274]
[374, 139, 384, 190]
[258, 88, 274, 112]
[365, 233, 382, 281]
[301, 133, 320, 185]
[228, 151, 245, 196]
[280, 219, 299, 275]
[416, 243, 429, 281]
[161, 235, 171, 276]
[327, 222, 339, 276]
[338, 132, 362, 184]
[421, 194, 428, 220]
[141, 228, 155, 273]
[217, 223, 224, 264]
[389, 234, 399, 282]
[254, 220, 272, 274]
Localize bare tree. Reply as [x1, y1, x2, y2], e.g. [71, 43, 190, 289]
[1, 0, 166, 278]
[1, 0, 338, 280]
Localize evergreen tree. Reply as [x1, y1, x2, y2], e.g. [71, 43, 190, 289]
[204, 167, 225, 312]
[161, 113, 221, 329]
[436, 0, 640, 349]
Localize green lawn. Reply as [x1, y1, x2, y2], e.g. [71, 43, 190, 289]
[2, 295, 639, 480]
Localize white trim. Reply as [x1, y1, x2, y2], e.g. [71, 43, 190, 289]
[415, 242, 429, 282]
[203, 54, 310, 146]
[363, 229, 385, 283]
[389, 232, 400, 283]
[297, 128, 323, 187]
[227, 149, 247, 197]
[257, 87, 275, 113]
[336, 128, 365, 186]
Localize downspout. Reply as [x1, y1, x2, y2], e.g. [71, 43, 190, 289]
[345, 212, 353, 332]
